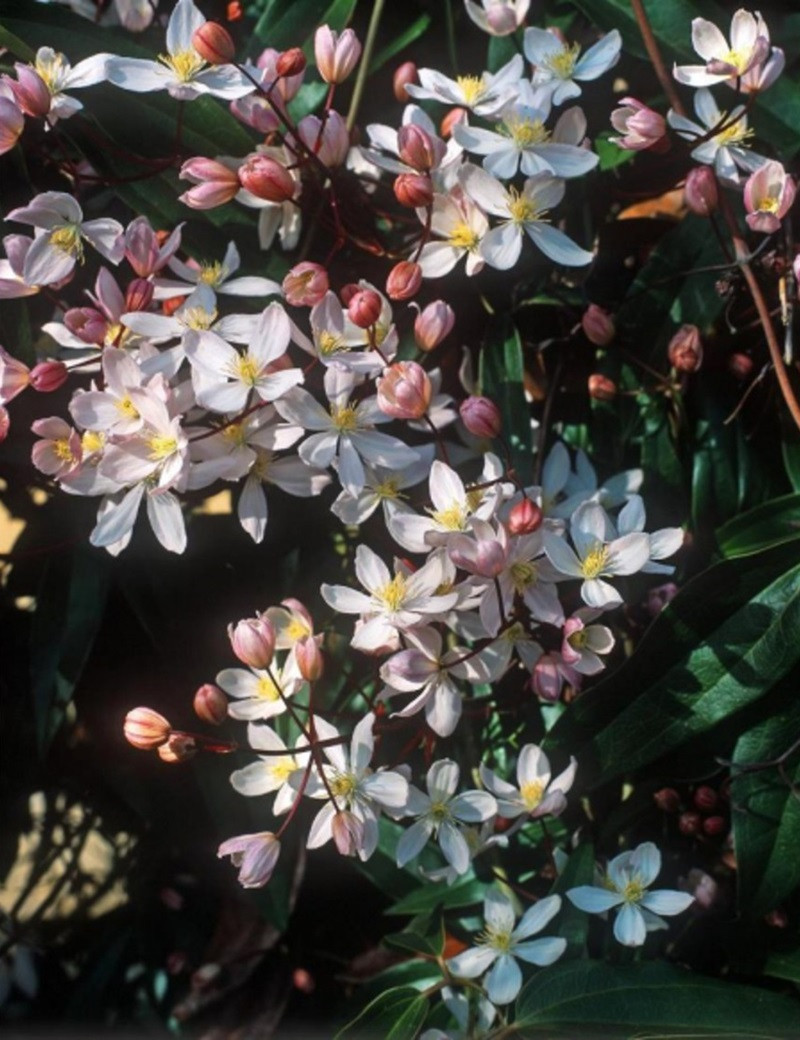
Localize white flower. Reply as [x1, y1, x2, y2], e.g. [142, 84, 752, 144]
[459, 164, 593, 269]
[614, 495, 683, 574]
[20, 46, 110, 125]
[406, 55, 523, 118]
[105, 0, 253, 101]
[153, 241, 281, 300]
[330, 448, 435, 527]
[299, 712, 409, 861]
[566, 841, 694, 946]
[417, 188, 490, 279]
[673, 10, 784, 93]
[229, 722, 311, 815]
[447, 889, 566, 1004]
[216, 656, 304, 722]
[542, 501, 651, 608]
[560, 609, 614, 675]
[396, 759, 497, 875]
[7, 191, 124, 286]
[667, 88, 766, 185]
[464, 0, 530, 37]
[524, 27, 621, 105]
[480, 743, 577, 819]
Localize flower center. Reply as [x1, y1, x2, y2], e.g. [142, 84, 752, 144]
[330, 772, 357, 800]
[318, 330, 347, 356]
[581, 545, 609, 579]
[198, 261, 227, 286]
[544, 42, 581, 80]
[457, 74, 486, 107]
[503, 115, 549, 149]
[503, 620, 525, 643]
[429, 800, 452, 824]
[568, 628, 588, 649]
[622, 879, 645, 904]
[520, 778, 546, 810]
[160, 49, 206, 83]
[331, 404, 359, 432]
[180, 306, 216, 330]
[480, 924, 513, 953]
[378, 573, 407, 612]
[430, 503, 467, 531]
[285, 617, 311, 641]
[758, 195, 781, 214]
[235, 353, 260, 385]
[511, 560, 537, 592]
[147, 434, 178, 460]
[252, 449, 271, 481]
[49, 224, 83, 258]
[81, 430, 104, 455]
[714, 113, 753, 146]
[221, 420, 247, 446]
[374, 477, 401, 500]
[53, 437, 75, 462]
[116, 395, 139, 420]
[269, 758, 296, 783]
[721, 48, 749, 73]
[448, 221, 480, 251]
[507, 187, 541, 226]
[34, 52, 68, 93]
[256, 674, 280, 701]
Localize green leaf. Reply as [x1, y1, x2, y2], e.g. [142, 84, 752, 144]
[387, 878, 487, 917]
[732, 701, 800, 915]
[336, 985, 429, 1040]
[717, 494, 800, 558]
[371, 14, 432, 74]
[550, 842, 594, 956]
[594, 133, 635, 171]
[544, 543, 800, 788]
[255, 0, 357, 51]
[763, 945, 800, 983]
[515, 960, 800, 1036]
[479, 318, 533, 484]
[384, 928, 442, 960]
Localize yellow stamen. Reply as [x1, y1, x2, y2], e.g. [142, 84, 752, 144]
[235, 353, 260, 385]
[198, 261, 227, 286]
[520, 778, 546, 810]
[545, 42, 581, 80]
[116, 395, 139, 420]
[269, 758, 296, 783]
[623, 879, 644, 904]
[568, 628, 588, 649]
[285, 617, 311, 641]
[503, 115, 549, 149]
[221, 420, 247, 446]
[457, 74, 486, 107]
[379, 573, 407, 612]
[147, 434, 178, 460]
[330, 773, 357, 799]
[581, 545, 609, 580]
[181, 306, 216, 330]
[507, 187, 541, 225]
[374, 477, 401, 500]
[34, 52, 68, 93]
[81, 430, 104, 454]
[256, 675, 280, 701]
[714, 112, 753, 146]
[331, 404, 359, 432]
[430, 502, 467, 531]
[318, 330, 347, 356]
[478, 924, 513, 953]
[510, 560, 537, 592]
[53, 438, 75, 462]
[722, 48, 749, 74]
[758, 195, 781, 214]
[159, 49, 206, 83]
[49, 225, 83, 259]
[448, 221, 480, 251]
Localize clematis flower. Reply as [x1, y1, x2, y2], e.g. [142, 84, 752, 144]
[5, 46, 110, 126]
[330, 448, 435, 527]
[524, 27, 621, 105]
[0, 236, 40, 299]
[480, 743, 577, 819]
[667, 88, 766, 186]
[31, 417, 82, 478]
[560, 610, 614, 675]
[459, 163, 593, 269]
[743, 160, 796, 233]
[566, 841, 694, 946]
[417, 188, 489, 278]
[609, 97, 667, 151]
[406, 55, 523, 119]
[464, 0, 530, 37]
[613, 495, 684, 574]
[447, 889, 566, 1004]
[216, 655, 304, 722]
[396, 759, 497, 875]
[0, 346, 31, 404]
[673, 10, 784, 93]
[229, 722, 310, 815]
[218, 831, 280, 888]
[7, 191, 124, 286]
[105, 0, 253, 101]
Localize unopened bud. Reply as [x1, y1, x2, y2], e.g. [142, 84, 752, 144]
[339, 283, 359, 307]
[582, 304, 615, 346]
[229, 614, 276, 669]
[292, 968, 315, 994]
[588, 373, 617, 401]
[386, 260, 422, 301]
[64, 307, 107, 345]
[347, 289, 383, 328]
[331, 810, 364, 856]
[193, 683, 228, 725]
[440, 107, 467, 139]
[238, 155, 295, 202]
[668, 324, 703, 372]
[397, 124, 443, 171]
[276, 47, 306, 77]
[684, 167, 718, 216]
[532, 654, 563, 702]
[678, 810, 702, 835]
[314, 25, 361, 85]
[0, 407, 9, 443]
[377, 360, 432, 419]
[693, 785, 718, 812]
[414, 299, 454, 351]
[687, 868, 720, 910]
[764, 908, 788, 928]
[124, 706, 171, 750]
[30, 360, 68, 393]
[460, 395, 501, 438]
[702, 815, 726, 836]
[653, 787, 681, 813]
[158, 733, 197, 763]
[393, 172, 433, 208]
[393, 61, 417, 103]
[282, 262, 329, 307]
[295, 635, 324, 681]
[728, 352, 753, 380]
[125, 277, 154, 313]
[192, 21, 236, 65]
[645, 581, 679, 616]
[507, 497, 542, 534]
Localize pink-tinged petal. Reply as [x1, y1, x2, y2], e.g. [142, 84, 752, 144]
[238, 476, 268, 543]
[691, 17, 728, 61]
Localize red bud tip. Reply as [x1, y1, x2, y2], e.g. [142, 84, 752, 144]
[393, 61, 417, 103]
[276, 47, 306, 77]
[193, 683, 228, 726]
[124, 706, 172, 750]
[347, 289, 383, 328]
[507, 498, 542, 535]
[192, 22, 236, 65]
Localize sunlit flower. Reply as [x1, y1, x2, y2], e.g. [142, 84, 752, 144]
[406, 55, 523, 118]
[673, 10, 784, 93]
[480, 743, 577, 819]
[524, 27, 621, 105]
[218, 831, 281, 888]
[743, 159, 796, 233]
[464, 0, 530, 37]
[667, 88, 766, 185]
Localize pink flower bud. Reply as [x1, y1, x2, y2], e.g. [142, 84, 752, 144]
[393, 61, 417, 103]
[687, 868, 720, 910]
[0, 97, 24, 156]
[230, 94, 280, 134]
[744, 160, 796, 234]
[645, 582, 678, 616]
[678, 810, 702, 836]
[193, 683, 228, 725]
[376, 361, 431, 419]
[124, 217, 177, 278]
[582, 304, 615, 346]
[728, 352, 753, 380]
[653, 787, 681, 813]
[125, 277, 154, 313]
[485, 4, 519, 34]
[64, 307, 107, 345]
[179, 157, 239, 210]
[282, 262, 329, 307]
[532, 654, 564, 702]
[507, 498, 542, 534]
[8, 64, 51, 118]
[339, 283, 359, 306]
[0, 407, 9, 443]
[295, 635, 324, 681]
[158, 733, 197, 763]
[331, 811, 364, 856]
[314, 25, 361, 85]
[30, 360, 67, 393]
[397, 124, 444, 171]
[668, 324, 703, 372]
[192, 21, 236, 65]
[386, 260, 422, 301]
[393, 172, 433, 208]
[0, 345, 31, 404]
[694, 785, 718, 812]
[588, 373, 617, 401]
[238, 155, 295, 202]
[448, 531, 507, 577]
[124, 706, 171, 750]
[218, 831, 281, 888]
[229, 614, 276, 669]
[298, 110, 350, 167]
[347, 289, 382, 328]
[609, 97, 667, 151]
[459, 396, 501, 438]
[276, 47, 306, 78]
[414, 300, 454, 351]
[440, 107, 467, 139]
[684, 167, 718, 216]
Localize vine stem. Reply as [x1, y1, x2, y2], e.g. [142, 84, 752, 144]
[629, 0, 686, 116]
[346, 0, 385, 131]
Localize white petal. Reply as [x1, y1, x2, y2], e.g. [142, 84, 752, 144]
[566, 885, 624, 913]
[613, 903, 647, 946]
[640, 890, 694, 916]
[485, 954, 522, 1005]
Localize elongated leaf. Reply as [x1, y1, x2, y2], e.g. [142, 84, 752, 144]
[544, 543, 800, 788]
[371, 14, 432, 74]
[387, 877, 486, 917]
[763, 945, 800, 983]
[717, 494, 800, 558]
[732, 701, 800, 915]
[336, 985, 429, 1040]
[255, 0, 357, 51]
[515, 960, 800, 1035]
[550, 842, 594, 956]
[479, 318, 533, 484]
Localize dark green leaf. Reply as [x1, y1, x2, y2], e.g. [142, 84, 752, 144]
[717, 494, 800, 558]
[336, 985, 429, 1040]
[515, 960, 800, 1035]
[479, 318, 533, 483]
[384, 929, 442, 959]
[371, 14, 432, 74]
[551, 842, 594, 956]
[255, 0, 357, 51]
[763, 945, 800, 983]
[387, 878, 486, 917]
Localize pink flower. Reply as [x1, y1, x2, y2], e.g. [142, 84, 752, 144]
[744, 160, 796, 233]
[31, 416, 82, 478]
[218, 831, 281, 888]
[297, 110, 350, 167]
[283, 262, 329, 307]
[228, 614, 276, 669]
[0, 96, 24, 155]
[376, 361, 431, 419]
[0, 346, 31, 404]
[314, 26, 361, 85]
[178, 157, 239, 210]
[414, 300, 455, 352]
[610, 97, 666, 151]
